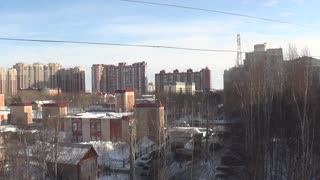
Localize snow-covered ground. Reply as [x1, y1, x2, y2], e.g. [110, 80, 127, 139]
[98, 173, 129, 180]
[136, 136, 157, 153]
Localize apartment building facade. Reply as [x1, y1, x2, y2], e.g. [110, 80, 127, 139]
[13, 63, 62, 90]
[91, 64, 104, 94]
[57, 67, 86, 93]
[62, 113, 135, 143]
[155, 67, 211, 93]
[0, 67, 17, 96]
[92, 62, 147, 94]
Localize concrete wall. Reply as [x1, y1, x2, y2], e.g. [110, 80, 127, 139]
[115, 91, 135, 112]
[82, 119, 90, 142]
[101, 119, 110, 141]
[136, 105, 165, 144]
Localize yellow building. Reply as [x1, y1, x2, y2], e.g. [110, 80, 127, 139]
[164, 82, 195, 95]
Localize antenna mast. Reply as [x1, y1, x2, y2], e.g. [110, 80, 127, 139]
[237, 34, 242, 66]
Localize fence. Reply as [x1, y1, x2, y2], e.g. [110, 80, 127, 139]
[135, 138, 170, 159]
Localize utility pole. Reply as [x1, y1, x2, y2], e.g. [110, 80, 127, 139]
[129, 121, 135, 180]
[205, 90, 209, 161]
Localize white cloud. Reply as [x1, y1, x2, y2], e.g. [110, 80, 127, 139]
[263, 0, 280, 7]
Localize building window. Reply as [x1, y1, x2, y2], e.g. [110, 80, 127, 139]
[72, 122, 77, 131]
[90, 119, 101, 141]
[72, 119, 82, 142]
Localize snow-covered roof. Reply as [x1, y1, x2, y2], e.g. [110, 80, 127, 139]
[81, 141, 129, 166]
[0, 109, 10, 115]
[65, 111, 133, 120]
[169, 127, 204, 134]
[0, 125, 17, 133]
[46, 144, 96, 165]
[33, 100, 55, 105]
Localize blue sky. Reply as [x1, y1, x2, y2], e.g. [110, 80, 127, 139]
[0, 0, 319, 91]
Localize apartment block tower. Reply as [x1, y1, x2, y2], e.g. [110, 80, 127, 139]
[155, 67, 211, 93]
[13, 62, 62, 89]
[91, 64, 104, 93]
[57, 67, 86, 93]
[0, 67, 17, 96]
[92, 61, 147, 94]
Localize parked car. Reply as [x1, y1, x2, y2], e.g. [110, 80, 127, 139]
[141, 166, 152, 176]
[136, 154, 152, 167]
[221, 155, 244, 166]
[174, 148, 193, 157]
[215, 165, 233, 175]
[149, 149, 160, 159]
[214, 170, 230, 179]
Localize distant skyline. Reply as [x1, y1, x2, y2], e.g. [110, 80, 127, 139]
[0, 0, 319, 91]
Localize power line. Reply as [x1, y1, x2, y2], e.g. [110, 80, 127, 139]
[116, 0, 319, 30]
[0, 37, 237, 53]
[0, 37, 319, 58]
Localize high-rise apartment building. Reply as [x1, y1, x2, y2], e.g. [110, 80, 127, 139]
[91, 64, 104, 93]
[0, 67, 17, 96]
[155, 67, 211, 93]
[93, 61, 147, 94]
[13, 63, 33, 89]
[13, 63, 62, 89]
[33, 63, 45, 89]
[57, 67, 86, 93]
[0, 68, 6, 95]
[47, 63, 62, 88]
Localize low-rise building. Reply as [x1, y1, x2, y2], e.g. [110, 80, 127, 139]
[135, 102, 165, 144]
[115, 89, 135, 112]
[45, 144, 98, 180]
[42, 102, 68, 129]
[9, 103, 33, 125]
[61, 112, 135, 143]
[0, 109, 10, 125]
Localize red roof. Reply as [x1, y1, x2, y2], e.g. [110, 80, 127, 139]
[115, 89, 135, 93]
[42, 103, 68, 108]
[10, 102, 33, 106]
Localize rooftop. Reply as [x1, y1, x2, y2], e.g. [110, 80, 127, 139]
[65, 111, 134, 119]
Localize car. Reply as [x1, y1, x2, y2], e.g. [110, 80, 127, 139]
[141, 166, 152, 176]
[139, 155, 152, 163]
[214, 170, 230, 179]
[220, 155, 244, 166]
[174, 148, 193, 157]
[149, 149, 160, 159]
[215, 165, 233, 174]
[136, 162, 145, 167]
